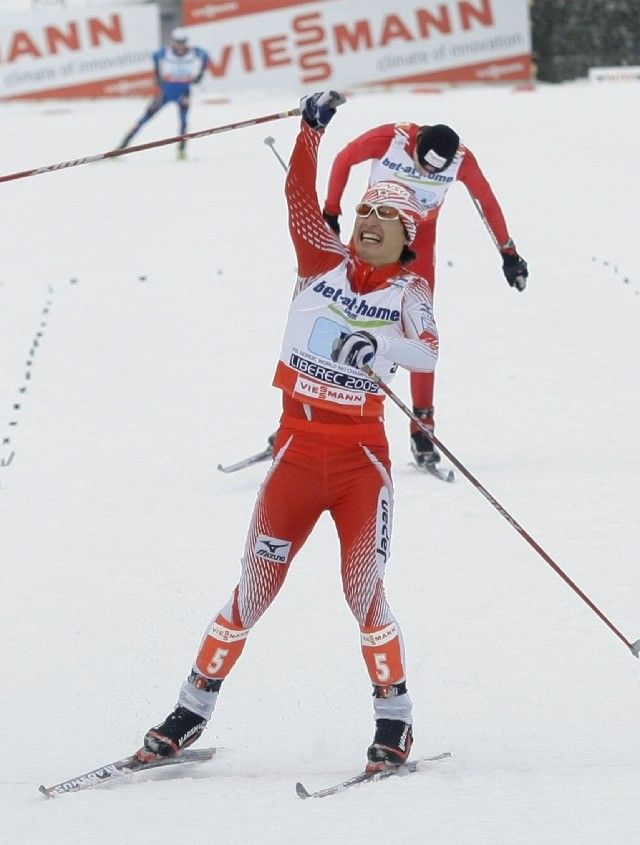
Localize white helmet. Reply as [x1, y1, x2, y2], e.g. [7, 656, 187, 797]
[171, 27, 188, 43]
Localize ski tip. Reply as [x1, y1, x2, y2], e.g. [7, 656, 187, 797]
[403, 750, 452, 768]
[429, 466, 455, 483]
[185, 747, 217, 761]
[295, 781, 311, 799]
[38, 785, 53, 799]
[409, 461, 456, 483]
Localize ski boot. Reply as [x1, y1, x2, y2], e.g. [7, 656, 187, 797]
[411, 407, 440, 467]
[137, 705, 207, 762]
[366, 719, 413, 772]
[410, 430, 441, 466]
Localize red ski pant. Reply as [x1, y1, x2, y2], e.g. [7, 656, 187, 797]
[195, 423, 408, 689]
[410, 219, 437, 432]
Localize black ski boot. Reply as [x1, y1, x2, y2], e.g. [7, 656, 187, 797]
[411, 407, 440, 466]
[142, 705, 207, 758]
[410, 430, 441, 466]
[366, 719, 413, 772]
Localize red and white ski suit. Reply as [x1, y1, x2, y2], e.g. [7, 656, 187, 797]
[192, 121, 438, 698]
[324, 122, 516, 429]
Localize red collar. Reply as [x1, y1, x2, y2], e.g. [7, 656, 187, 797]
[348, 247, 403, 294]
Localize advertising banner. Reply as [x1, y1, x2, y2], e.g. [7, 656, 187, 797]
[184, 0, 532, 90]
[589, 66, 640, 83]
[0, 5, 160, 100]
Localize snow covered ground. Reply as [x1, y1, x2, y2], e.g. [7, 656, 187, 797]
[1, 80, 639, 844]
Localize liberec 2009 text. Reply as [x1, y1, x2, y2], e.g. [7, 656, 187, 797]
[290, 353, 377, 393]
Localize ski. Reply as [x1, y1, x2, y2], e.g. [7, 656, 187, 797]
[39, 747, 217, 798]
[295, 751, 451, 799]
[410, 462, 455, 483]
[217, 438, 275, 474]
[423, 463, 455, 483]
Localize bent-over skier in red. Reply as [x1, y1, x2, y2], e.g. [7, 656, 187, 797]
[323, 121, 528, 467]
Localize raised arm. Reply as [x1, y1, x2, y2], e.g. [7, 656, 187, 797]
[286, 93, 348, 279]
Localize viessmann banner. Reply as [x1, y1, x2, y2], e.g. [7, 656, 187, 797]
[184, 0, 532, 88]
[0, 5, 160, 100]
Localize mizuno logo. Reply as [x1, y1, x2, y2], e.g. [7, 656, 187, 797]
[260, 539, 289, 554]
[255, 534, 291, 564]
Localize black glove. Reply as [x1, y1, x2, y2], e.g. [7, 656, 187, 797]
[323, 211, 340, 235]
[299, 91, 346, 130]
[501, 251, 528, 292]
[331, 330, 377, 368]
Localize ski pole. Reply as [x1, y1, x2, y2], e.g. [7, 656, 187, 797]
[363, 364, 640, 659]
[471, 195, 527, 289]
[264, 136, 288, 172]
[471, 196, 501, 251]
[0, 107, 301, 185]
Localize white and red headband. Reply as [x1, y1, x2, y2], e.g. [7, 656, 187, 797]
[359, 181, 424, 243]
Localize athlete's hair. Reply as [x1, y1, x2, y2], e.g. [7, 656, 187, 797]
[400, 245, 417, 264]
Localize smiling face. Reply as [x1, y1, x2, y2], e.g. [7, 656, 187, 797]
[352, 205, 409, 266]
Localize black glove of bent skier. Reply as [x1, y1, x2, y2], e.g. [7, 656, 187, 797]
[331, 331, 378, 368]
[299, 91, 346, 130]
[501, 250, 528, 292]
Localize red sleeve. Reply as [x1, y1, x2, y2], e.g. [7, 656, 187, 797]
[286, 120, 347, 278]
[324, 124, 398, 215]
[458, 148, 512, 249]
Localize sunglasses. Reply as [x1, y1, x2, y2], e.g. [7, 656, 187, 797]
[355, 203, 402, 221]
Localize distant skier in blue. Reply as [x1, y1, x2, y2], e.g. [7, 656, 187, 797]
[118, 28, 210, 160]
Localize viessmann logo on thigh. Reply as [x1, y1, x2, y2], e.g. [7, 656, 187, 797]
[255, 534, 292, 563]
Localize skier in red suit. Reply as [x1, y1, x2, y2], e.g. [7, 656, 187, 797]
[136, 93, 439, 773]
[323, 122, 528, 467]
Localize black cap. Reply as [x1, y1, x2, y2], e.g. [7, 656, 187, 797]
[416, 124, 460, 172]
